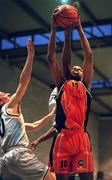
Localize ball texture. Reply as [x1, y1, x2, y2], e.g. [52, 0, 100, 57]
[53, 4, 79, 28]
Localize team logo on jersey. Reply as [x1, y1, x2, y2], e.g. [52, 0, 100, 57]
[78, 160, 84, 166]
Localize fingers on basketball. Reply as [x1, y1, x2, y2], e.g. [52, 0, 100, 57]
[53, 5, 79, 28]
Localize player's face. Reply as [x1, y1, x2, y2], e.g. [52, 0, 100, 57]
[70, 66, 83, 81]
[0, 92, 11, 106]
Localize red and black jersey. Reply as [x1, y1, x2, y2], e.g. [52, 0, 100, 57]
[55, 80, 92, 132]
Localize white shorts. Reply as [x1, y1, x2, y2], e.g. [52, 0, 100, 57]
[0, 146, 48, 180]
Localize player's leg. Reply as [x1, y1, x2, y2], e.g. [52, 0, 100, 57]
[53, 153, 71, 180]
[44, 134, 57, 180]
[43, 169, 56, 180]
[71, 152, 93, 180]
[79, 172, 93, 180]
[56, 174, 69, 180]
[54, 157, 70, 180]
[53, 131, 76, 180]
[68, 174, 75, 180]
[4, 147, 49, 180]
[71, 132, 94, 180]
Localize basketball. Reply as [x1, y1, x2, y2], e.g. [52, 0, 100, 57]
[53, 4, 79, 28]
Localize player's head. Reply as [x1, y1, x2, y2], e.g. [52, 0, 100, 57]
[0, 92, 11, 107]
[69, 65, 83, 81]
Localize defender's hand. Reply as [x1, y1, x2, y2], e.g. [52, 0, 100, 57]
[29, 139, 40, 150]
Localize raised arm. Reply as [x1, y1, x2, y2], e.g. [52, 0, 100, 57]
[77, 19, 93, 90]
[8, 40, 34, 112]
[25, 106, 56, 132]
[62, 26, 72, 79]
[47, 19, 64, 87]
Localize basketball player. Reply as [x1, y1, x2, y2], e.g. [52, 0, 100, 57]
[46, 13, 94, 180]
[30, 87, 81, 180]
[0, 39, 55, 180]
[30, 87, 76, 180]
[30, 87, 86, 180]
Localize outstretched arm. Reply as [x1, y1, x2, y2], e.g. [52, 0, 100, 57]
[25, 106, 56, 132]
[77, 18, 93, 90]
[47, 18, 64, 88]
[62, 25, 72, 79]
[29, 126, 56, 150]
[8, 40, 35, 111]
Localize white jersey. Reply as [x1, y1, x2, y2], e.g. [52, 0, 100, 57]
[49, 87, 57, 113]
[1, 104, 29, 153]
[49, 87, 58, 126]
[0, 104, 47, 180]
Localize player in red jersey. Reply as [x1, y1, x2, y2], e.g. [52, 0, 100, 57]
[46, 12, 94, 180]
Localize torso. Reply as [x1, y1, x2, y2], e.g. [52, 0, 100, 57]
[0, 104, 29, 152]
[55, 80, 92, 132]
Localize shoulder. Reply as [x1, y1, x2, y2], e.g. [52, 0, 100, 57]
[81, 82, 92, 97]
[1, 103, 8, 114]
[50, 87, 58, 96]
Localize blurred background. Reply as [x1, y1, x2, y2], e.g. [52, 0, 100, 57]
[0, 0, 112, 179]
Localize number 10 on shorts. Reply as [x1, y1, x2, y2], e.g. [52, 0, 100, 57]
[60, 160, 68, 168]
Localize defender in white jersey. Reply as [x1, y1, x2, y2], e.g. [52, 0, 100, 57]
[0, 40, 55, 180]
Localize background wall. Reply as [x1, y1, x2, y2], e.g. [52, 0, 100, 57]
[87, 114, 99, 178]
[99, 119, 112, 180]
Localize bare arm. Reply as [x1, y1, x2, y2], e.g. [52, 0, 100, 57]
[29, 126, 56, 150]
[62, 26, 72, 79]
[7, 40, 34, 112]
[25, 107, 56, 132]
[77, 19, 93, 90]
[47, 19, 64, 87]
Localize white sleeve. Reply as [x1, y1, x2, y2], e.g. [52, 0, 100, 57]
[49, 87, 57, 124]
[49, 87, 57, 113]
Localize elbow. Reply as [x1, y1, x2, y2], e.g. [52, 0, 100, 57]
[89, 51, 93, 58]
[19, 78, 29, 89]
[86, 51, 93, 61]
[47, 53, 51, 61]
[31, 124, 39, 132]
[47, 53, 55, 64]
[47, 54, 52, 65]
[47, 52, 53, 60]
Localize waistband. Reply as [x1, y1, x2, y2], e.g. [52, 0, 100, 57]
[5, 145, 28, 153]
[61, 128, 84, 134]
